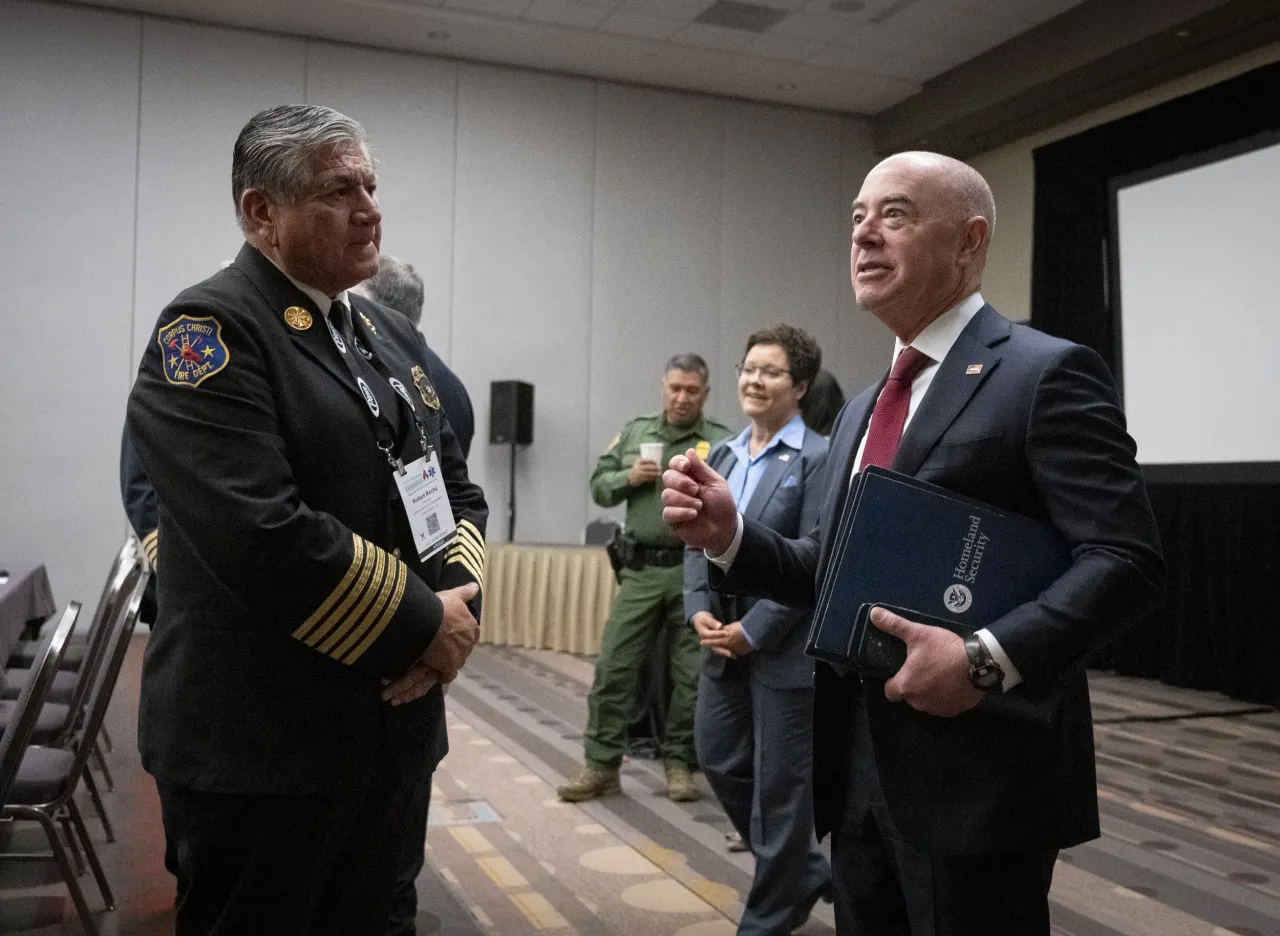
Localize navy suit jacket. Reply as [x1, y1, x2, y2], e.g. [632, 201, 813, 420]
[684, 427, 828, 690]
[715, 304, 1165, 854]
[415, 333, 475, 460]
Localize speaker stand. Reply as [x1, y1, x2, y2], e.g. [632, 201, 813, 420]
[507, 440, 517, 542]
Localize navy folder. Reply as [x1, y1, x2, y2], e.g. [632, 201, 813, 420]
[806, 466, 1072, 671]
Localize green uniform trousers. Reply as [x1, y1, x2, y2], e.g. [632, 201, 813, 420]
[584, 564, 700, 769]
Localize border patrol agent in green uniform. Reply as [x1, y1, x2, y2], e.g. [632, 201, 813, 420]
[559, 354, 733, 802]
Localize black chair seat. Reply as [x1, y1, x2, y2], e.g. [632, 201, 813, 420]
[0, 700, 71, 745]
[0, 669, 77, 703]
[10, 745, 75, 805]
[8, 638, 88, 670]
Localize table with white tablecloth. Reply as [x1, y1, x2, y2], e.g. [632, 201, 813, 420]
[479, 544, 616, 655]
[0, 562, 57, 665]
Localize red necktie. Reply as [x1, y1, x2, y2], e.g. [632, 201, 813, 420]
[858, 346, 933, 471]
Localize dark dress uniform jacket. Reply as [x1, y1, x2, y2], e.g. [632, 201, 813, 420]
[714, 305, 1165, 855]
[127, 243, 488, 797]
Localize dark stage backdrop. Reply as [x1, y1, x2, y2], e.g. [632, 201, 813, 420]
[1031, 60, 1280, 706]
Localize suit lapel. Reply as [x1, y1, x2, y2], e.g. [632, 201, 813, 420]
[892, 304, 1009, 477]
[742, 444, 792, 520]
[816, 384, 879, 581]
[708, 445, 736, 482]
[234, 244, 364, 404]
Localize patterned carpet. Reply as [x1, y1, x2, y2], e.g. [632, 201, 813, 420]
[441, 647, 1280, 936]
[1, 638, 1277, 935]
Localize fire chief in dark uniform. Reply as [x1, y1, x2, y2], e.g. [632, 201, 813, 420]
[126, 105, 488, 936]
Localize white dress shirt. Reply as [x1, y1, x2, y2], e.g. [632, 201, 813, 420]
[709, 291, 1024, 689]
[266, 255, 352, 330]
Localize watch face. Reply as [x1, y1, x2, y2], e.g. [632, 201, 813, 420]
[973, 663, 1002, 690]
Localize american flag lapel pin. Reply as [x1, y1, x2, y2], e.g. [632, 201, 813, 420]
[966, 364, 983, 375]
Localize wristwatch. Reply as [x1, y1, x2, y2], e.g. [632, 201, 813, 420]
[963, 633, 1005, 691]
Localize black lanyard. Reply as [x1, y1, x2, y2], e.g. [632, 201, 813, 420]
[325, 305, 430, 474]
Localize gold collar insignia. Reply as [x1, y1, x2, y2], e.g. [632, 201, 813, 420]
[284, 306, 313, 331]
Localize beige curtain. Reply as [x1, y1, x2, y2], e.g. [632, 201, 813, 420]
[479, 544, 617, 654]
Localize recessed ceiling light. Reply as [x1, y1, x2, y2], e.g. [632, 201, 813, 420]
[1175, 29, 1191, 38]
[428, 30, 450, 39]
[829, 0, 865, 12]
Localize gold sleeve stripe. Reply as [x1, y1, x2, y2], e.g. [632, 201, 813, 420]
[304, 540, 379, 648]
[294, 534, 364, 642]
[456, 533, 484, 559]
[141, 530, 159, 566]
[331, 553, 399, 660]
[342, 561, 407, 665]
[317, 545, 388, 654]
[447, 551, 484, 584]
[448, 536, 485, 570]
[457, 519, 485, 549]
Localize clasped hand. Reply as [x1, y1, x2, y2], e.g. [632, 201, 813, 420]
[691, 611, 751, 659]
[381, 582, 480, 706]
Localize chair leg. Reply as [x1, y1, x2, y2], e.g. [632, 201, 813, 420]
[35, 810, 101, 936]
[99, 722, 114, 754]
[58, 809, 87, 876]
[92, 740, 115, 792]
[69, 799, 115, 910]
[81, 768, 115, 843]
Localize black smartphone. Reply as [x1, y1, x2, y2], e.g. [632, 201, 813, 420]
[849, 602, 1061, 728]
[849, 602, 977, 678]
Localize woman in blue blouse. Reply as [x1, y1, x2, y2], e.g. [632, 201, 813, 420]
[685, 324, 832, 935]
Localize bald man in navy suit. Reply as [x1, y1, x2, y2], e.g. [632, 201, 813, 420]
[662, 152, 1164, 935]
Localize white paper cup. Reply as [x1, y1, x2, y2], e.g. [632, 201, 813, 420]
[639, 442, 664, 465]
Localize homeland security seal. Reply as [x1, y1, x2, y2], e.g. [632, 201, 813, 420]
[158, 314, 230, 388]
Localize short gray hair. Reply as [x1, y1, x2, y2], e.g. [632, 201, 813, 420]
[232, 104, 369, 229]
[361, 255, 425, 326]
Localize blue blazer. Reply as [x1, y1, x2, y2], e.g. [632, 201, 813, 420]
[713, 305, 1165, 854]
[684, 426, 828, 690]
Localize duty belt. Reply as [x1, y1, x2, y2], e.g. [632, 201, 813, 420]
[634, 544, 685, 567]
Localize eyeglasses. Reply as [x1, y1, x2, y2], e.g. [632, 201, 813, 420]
[735, 364, 791, 381]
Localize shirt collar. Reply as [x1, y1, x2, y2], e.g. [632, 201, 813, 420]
[892, 291, 985, 367]
[728, 411, 806, 463]
[263, 254, 350, 326]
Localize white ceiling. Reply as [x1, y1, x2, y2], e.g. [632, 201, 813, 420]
[78, 0, 1088, 113]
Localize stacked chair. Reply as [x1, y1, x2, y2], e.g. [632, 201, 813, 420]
[0, 540, 150, 936]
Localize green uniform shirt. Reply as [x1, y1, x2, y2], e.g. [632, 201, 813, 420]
[590, 412, 734, 547]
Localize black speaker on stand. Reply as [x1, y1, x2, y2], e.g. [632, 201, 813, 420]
[489, 380, 534, 541]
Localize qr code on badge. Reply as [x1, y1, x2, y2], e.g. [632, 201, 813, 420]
[426, 513, 440, 536]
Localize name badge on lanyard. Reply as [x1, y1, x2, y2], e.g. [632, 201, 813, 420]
[387, 374, 456, 559]
[325, 305, 455, 557]
[394, 452, 457, 561]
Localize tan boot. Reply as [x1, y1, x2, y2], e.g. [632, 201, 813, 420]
[556, 764, 621, 802]
[664, 762, 701, 802]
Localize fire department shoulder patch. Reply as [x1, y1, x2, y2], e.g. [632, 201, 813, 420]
[158, 314, 230, 388]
